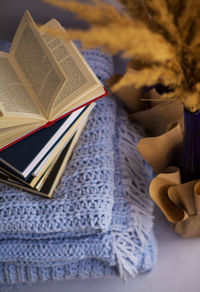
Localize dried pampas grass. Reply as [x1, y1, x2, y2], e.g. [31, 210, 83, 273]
[44, 0, 200, 112]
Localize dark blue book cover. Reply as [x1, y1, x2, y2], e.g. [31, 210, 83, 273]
[0, 107, 86, 179]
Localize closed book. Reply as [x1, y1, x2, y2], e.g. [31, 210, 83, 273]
[0, 104, 93, 198]
[0, 105, 89, 179]
[0, 135, 73, 198]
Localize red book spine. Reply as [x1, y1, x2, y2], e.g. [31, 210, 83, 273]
[0, 88, 109, 152]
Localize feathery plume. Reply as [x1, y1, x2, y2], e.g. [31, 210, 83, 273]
[44, 0, 200, 112]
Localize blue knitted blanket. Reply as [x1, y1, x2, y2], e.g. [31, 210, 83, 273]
[0, 41, 157, 290]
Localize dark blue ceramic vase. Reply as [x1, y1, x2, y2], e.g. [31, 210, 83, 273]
[181, 108, 200, 182]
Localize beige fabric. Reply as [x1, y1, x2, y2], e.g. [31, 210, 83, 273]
[194, 181, 200, 214]
[149, 167, 185, 222]
[150, 169, 200, 237]
[137, 123, 183, 173]
[168, 181, 197, 216]
[108, 73, 183, 136]
[107, 74, 144, 112]
[110, 79, 200, 237]
[131, 100, 183, 136]
[173, 215, 200, 238]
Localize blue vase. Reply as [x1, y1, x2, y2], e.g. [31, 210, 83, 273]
[181, 108, 200, 182]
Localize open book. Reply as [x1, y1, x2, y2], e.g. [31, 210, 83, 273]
[0, 10, 106, 150]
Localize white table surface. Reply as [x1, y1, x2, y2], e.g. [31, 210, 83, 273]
[1, 1, 200, 291]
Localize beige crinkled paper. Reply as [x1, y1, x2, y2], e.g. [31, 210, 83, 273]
[137, 123, 183, 173]
[108, 77, 200, 237]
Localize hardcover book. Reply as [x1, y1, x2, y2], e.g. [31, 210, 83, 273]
[0, 104, 92, 198]
[0, 10, 106, 150]
[0, 104, 93, 179]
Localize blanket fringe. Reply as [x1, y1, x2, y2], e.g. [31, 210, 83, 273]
[114, 230, 138, 281]
[113, 107, 155, 280]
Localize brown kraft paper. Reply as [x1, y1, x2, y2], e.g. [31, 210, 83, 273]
[109, 77, 200, 237]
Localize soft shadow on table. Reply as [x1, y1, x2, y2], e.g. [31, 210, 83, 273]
[16, 205, 200, 292]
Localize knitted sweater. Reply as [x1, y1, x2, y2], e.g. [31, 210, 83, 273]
[0, 41, 157, 290]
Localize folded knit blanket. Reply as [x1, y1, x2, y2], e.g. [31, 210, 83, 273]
[0, 41, 157, 290]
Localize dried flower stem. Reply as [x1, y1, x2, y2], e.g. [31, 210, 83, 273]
[44, 0, 200, 112]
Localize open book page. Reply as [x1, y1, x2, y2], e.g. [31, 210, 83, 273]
[52, 86, 104, 119]
[0, 121, 43, 149]
[0, 115, 41, 129]
[10, 11, 66, 118]
[0, 52, 43, 122]
[39, 19, 104, 120]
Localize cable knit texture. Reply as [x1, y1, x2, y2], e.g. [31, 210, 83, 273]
[0, 41, 157, 290]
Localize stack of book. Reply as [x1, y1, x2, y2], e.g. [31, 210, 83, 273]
[0, 11, 107, 198]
